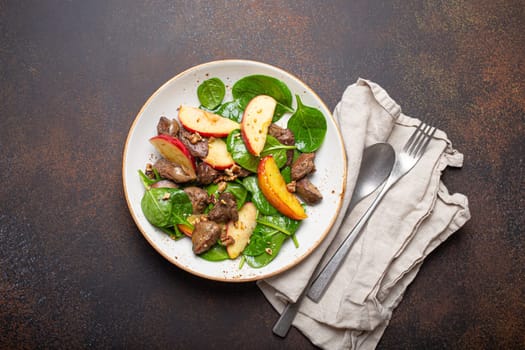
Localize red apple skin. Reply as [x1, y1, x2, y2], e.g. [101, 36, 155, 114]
[241, 95, 277, 156]
[203, 161, 234, 171]
[149, 134, 196, 178]
[202, 137, 235, 170]
[178, 105, 239, 138]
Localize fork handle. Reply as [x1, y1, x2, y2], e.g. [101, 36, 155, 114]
[307, 175, 396, 302]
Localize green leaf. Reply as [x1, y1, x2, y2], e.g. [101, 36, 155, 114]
[226, 130, 259, 172]
[244, 212, 301, 268]
[260, 135, 294, 169]
[232, 75, 293, 121]
[215, 100, 245, 123]
[199, 244, 229, 261]
[140, 188, 192, 228]
[227, 131, 293, 173]
[244, 232, 288, 268]
[256, 213, 301, 236]
[197, 77, 226, 110]
[160, 226, 184, 240]
[206, 180, 248, 209]
[287, 95, 327, 152]
[225, 182, 248, 209]
[168, 190, 194, 225]
[138, 169, 161, 188]
[242, 226, 272, 256]
[280, 166, 292, 184]
[242, 176, 278, 215]
[140, 188, 174, 227]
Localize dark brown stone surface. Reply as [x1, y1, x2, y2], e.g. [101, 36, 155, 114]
[1, 1, 523, 349]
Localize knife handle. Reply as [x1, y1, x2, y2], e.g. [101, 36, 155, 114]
[272, 300, 300, 337]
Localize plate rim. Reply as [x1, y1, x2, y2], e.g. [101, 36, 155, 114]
[122, 59, 347, 282]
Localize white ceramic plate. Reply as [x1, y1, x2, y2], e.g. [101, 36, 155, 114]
[123, 60, 347, 282]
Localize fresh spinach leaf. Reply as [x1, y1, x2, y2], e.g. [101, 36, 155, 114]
[226, 130, 259, 172]
[242, 226, 272, 256]
[215, 100, 245, 123]
[260, 135, 295, 169]
[232, 75, 293, 121]
[199, 244, 229, 261]
[160, 226, 184, 240]
[138, 169, 161, 188]
[225, 182, 248, 209]
[287, 95, 327, 152]
[197, 77, 225, 110]
[169, 190, 194, 225]
[257, 213, 301, 236]
[227, 131, 294, 173]
[243, 213, 301, 268]
[206, 180, 248, 209]
[280, 166, 292, 184]
[242, 176, 278, 215]
[141, 188, 175, 227]
[244, 232, 288, 268]
[141, 188, 192, 228]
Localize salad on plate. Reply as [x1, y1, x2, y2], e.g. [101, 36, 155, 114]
[138, 74, 328, 269]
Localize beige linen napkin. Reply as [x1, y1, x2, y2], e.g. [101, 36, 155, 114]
[258, 79, 471, 349]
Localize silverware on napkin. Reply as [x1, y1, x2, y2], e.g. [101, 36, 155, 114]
[273, 121, 436, 338]
[308, 121, 436, 301]
[273, 142, 396, 337]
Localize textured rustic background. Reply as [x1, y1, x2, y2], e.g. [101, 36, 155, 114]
[1, 0, 524, 349]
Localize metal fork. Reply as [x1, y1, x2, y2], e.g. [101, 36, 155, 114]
[306, 121, 437, 302]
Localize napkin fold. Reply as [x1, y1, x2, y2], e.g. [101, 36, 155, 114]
[258, 79, 471, 350]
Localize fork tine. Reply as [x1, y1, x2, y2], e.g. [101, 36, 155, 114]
[411, 123, 430, 155]
[411, 123, 431, 155]
[403, 122, 424, 153]
[415, 125, 436, 157]
[403, 122, 436, 158]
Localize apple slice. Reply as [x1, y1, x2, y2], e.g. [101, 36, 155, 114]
[226, 202, 257, 259]
[179, 105, 240, 138]
[203, 137, 235, 170]
[149, 134, 196, 178]
[241, 95, 277, 156]
[258, 155, 307, 220]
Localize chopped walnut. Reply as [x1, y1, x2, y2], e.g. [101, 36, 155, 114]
[230, 164, 242, 174]
[217, 181, 227, 192]
[145, 163, 154, 178]
[225, 164, 242, 177]
[213, 174, 237, 183]
[189, 132, 203, 144]
[193, 215, 206, 224]
[220, 231, 235, 246]
[286, 181, 297, 193]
